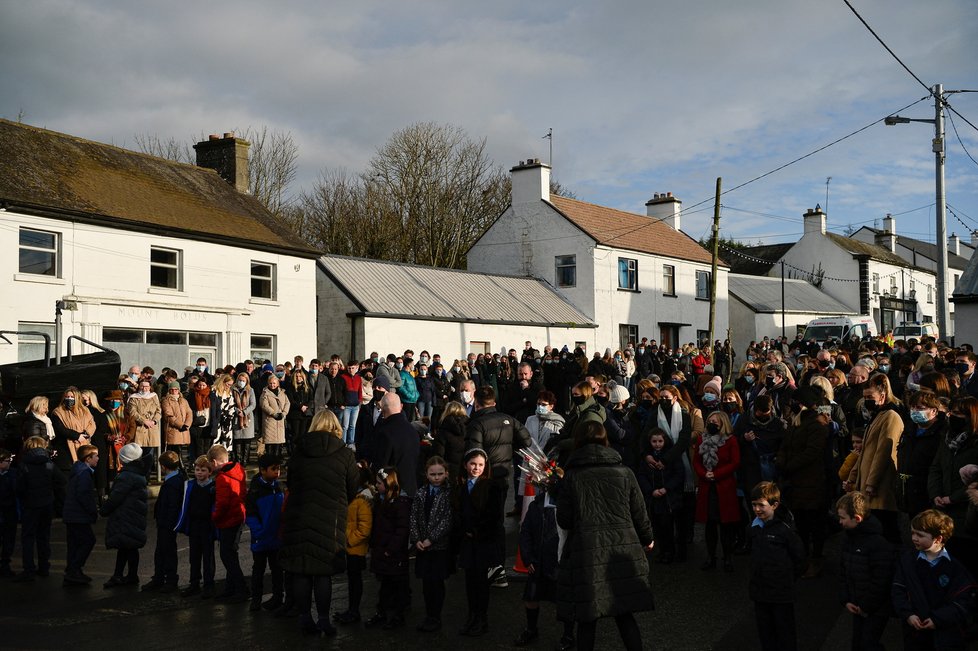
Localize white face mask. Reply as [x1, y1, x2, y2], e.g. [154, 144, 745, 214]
[236, 380, 246, 389]
[460, 391, 472, 404]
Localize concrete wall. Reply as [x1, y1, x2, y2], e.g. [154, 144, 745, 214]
[2, 210, 317, 367]
[316, 268, 359, 359]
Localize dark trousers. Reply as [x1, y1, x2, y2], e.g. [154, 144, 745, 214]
[705, 520, 737, 560]
[1, 509, 17, 568]
[251, 549, 283, 600]
[232, 440, 251, 465]
[422, 578, 446, 620]
[754, 601, 797, 651]
[495, 477, 510, 564]
[650, 511, 675, 557]
[345, 555, 365, 613]
[294, 574, 332, 623]
[378, 575, 409, 618]
[153, 526, 179, 584]
[576, 613, 643, 651]
[218, 525, 247, 595]
[794, 508, 826, 558]
[678, 492, 696, 546]
[851, 611, 889, 651]
[187, 525, 215, 586]
[113, 548, 139, 579]
[65, 522, 95, 574]
[21, 505, 53, 573]
[464, 568, 491, 617]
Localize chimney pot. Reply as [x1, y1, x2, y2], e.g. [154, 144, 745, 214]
[510, 158, 551, 205]
[223, 132, 234, 139]
[209, 134, 220, 141]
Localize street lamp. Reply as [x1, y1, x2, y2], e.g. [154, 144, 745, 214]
[885, 83, 949, 342]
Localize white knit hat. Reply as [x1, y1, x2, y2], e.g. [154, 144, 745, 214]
[119, 443, 143, 465]
[608, 381, 630, 404]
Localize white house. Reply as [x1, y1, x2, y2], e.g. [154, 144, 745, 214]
[773, 207, 937, 336]
[316, 254, 597, 360]
[952, 250, 978, 346]
[467, 160, 729, 351]
[0, 120, 319, 372]
[727, 273, 856, 355]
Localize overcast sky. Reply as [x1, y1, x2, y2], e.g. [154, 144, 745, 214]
[2, 0, 976, 247]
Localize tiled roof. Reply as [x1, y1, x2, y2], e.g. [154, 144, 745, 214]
[857, 227, 970, 271]
[0, 119, 316, 257]
[826, 233, 913, 267]
[548, 196, 721, 266]
[728, 273, 856, 314]
[318, 254, 595, 327]
[727, 243, 794, 276]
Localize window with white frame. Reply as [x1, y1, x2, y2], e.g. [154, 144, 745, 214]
[251, 261, 276, 299]
[18, 228, 60, 276]
[695, 270, 711, 300]
[618, 258, 638, 291]
[250, 334, 276, 362]
[555, 255, 576, 288]
[150, 247, 182, 289]
[872, 273, 880, 294]
[662, 264, 676, 296]
[927, 285, 933, 303]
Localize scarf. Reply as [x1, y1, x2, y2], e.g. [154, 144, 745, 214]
[698, 432, 724, 470]
[656, 402, 684, 443]
[193, 384, 211, 411]
[34, 412, 55, 440]
[233, 387, 250, 430]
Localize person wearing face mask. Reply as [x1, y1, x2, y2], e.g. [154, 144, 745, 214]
[693, 411, 740, 572]
[284, 370, 313, 450]
[308, 359, 330, 416]
[851, 374, 905, 545]
[927, 396, 978, 576]
[759, 363, 794, 420]
[124, 379, 161, 474]
[601, 382, 634, 467]
[161, 381, 193, 468]
[191, 357, 215, 386]
[646, 385, 694, 560]
[954, 351, 978, 399]
[229, 374, 256, 465]
[548, 382, 606, 463]
[896, 390, 945, 518]
[429, 363, 451, 426]
[259, 374, 290, 459]
[699, 376, 723, 414]
[50, 387, 96, 476]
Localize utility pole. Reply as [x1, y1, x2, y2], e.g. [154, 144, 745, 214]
[781, 260, 786, 338]
[708, 177, 721, 354]
[933, 84, 950, 342]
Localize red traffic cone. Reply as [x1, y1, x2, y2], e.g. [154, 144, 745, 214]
[512, 482, 536, 574]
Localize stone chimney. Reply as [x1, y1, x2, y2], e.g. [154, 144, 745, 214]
[803, 206, 826, 236]
[510, 158, 551, 205]
[646, 192, 682, 231]
[874, 213, 897, 253]
[194, 132, 251, 193]
[949, 233, 961, 257]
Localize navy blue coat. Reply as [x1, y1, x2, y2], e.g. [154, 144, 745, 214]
[154, 471, 185, 530]
[62, 461, 98, 524]
[175, 479, 216, 537]
[245, 475, 284, 552]
[892, 550, 977, 649]
[16, 448, 66, 511]
[748, 514, 806, 603]
[100, 462, 148, 549]
[839, 514, 894, 614]
[0, 467, 20, 519]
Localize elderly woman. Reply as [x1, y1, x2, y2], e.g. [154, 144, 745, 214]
[557, 421, 654, 651]
[161, 381, 193, 467]
[280, 410, 359, 637]
[51, 386, 96, 475]
[21, 396, 54, 443]
[260, 374, 290, 459]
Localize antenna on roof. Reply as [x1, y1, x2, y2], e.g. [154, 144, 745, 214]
[542, 128, 552, 167]
[825, 177, 831, 216]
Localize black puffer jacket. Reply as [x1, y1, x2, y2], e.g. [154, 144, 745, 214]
[839, 514, 894, 614]
[557, 444, 654, 622]
[748, 514, 806, 603]
[464, 406, 531, 479]
[100, 462, 148, 549]
[896, 417, 944, 515]
[280, 430, 358, 576]
[16, 447, 66, 511]
[369, 494, 411, 576]
[433, 414, 467, 472]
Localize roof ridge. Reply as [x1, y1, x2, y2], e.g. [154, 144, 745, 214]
[319, 253, 540, 281]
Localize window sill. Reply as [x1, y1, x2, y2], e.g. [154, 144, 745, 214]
[617, 288, 640, 293]
[249, 297, 280, 306]
[14, 273, 65, 285]
[695, 296, 711, 302]
[662, 292, 677, 298]
[148, 286, 184, 296]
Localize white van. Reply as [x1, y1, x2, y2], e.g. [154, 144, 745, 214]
[802, 316, 878, 345]
[891, 322, 939, 341]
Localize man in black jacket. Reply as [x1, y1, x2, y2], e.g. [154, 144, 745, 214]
[372, 393, 420, 496]
[505, 363, 544, 424]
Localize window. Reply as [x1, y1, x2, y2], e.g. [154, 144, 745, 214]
[695, 270, 711, 300]
[697, 330, 710, 347]
[619, 324, 638, 350]
[618, 258, 638, 291]
[469, 341, 490, 355]
[575, 341, 588, 355]
[662, 264, 675, 296]
[250, 335, 275, 362]
[251, 261, 276, 299]
[927, 285, 933, 303]
[146, 330, 186, 345]
[19, 228, 59, 276]
[872, 273, 880, 294]
[555, 255, 576, 288]
[16, 321, 55, 362]
[103, 328, 143, 343]
[189, 333, 218, 347]
[150, 247, 182, 289]
[954, 274, 960, 291]
[890, 276, 898, 294]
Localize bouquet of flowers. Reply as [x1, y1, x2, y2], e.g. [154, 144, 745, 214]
[518, 439, 563, 489]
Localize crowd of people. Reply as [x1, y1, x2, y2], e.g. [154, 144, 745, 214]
[1, 334, 977, 650]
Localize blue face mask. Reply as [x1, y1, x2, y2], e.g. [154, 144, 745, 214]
[910, 409, 931, 425]
[671, 379, 682, 387]
[275, 371, 285, 379]
[879, 364, 890, 374]
[111, 400, 122, 410]
[745, 376, 755, 385]
[536, 404, 549, 416]
[119, 382, 130, 390]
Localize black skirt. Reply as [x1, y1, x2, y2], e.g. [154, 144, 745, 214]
[414, 548, 454, 581]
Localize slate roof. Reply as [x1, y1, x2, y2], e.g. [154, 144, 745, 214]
[726, 243, 794, 276]
[0, 119, 316, 257]
[318, 254, 596, 327]
[855, 227, 970, 271]
[548, 196, 724, 266]
[952, 252, 978, 302]
[728, 273, 856, 314]
[826, 233, 913, 267]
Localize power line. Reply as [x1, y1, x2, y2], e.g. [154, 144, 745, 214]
[946, 108, 978, 167]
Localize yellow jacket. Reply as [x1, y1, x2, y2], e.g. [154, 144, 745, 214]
[346, 488, 373, 556]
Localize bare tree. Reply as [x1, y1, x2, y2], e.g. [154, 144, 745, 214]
[132, 133, 192, 163]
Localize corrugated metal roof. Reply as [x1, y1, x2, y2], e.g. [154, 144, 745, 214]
[728, 273, 856, 314]
[319, 255, 596, 327]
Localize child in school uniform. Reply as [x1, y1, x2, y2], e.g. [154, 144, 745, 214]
[14, 437, 66, 582]
[365, 466, 412, 630]
[637, 428, 686, 564]
[334, 463, 374, 625]
[892, 509, 977, 651]
[410, 456, 454, 633]
[245, 453, 285, 612]
[62, 444, 99, 586]
[0, 449, 17, 578]
[101, 442, 149, 588]
[143, 451, 185, 592]
[175, 455, 217, 597]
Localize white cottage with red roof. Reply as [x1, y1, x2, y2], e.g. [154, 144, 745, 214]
[467, 160, 729, 351]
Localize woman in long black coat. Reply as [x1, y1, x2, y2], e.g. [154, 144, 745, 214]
[279, 410, 358, 636]
[556, 421, 654, 651]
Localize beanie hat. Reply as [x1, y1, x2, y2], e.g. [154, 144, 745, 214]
[119, 443, 143, 465]
[608, 381, 630, 404]
[704, 376, 723, 397]
[168, 381, 181, 390]
[372, 375, 391, 392]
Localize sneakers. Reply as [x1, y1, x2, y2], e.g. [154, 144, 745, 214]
[63, 571, 89, 587]
[262, 596, 283, 611]
[488, 565, 509, 588]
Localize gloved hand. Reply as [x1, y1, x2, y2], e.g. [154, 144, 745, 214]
[275, 412, 285, 421]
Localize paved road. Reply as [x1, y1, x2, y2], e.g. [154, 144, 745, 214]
[0, 491, 922, 650]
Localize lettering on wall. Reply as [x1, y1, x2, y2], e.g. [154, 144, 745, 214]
[117, 307, 208, 322]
